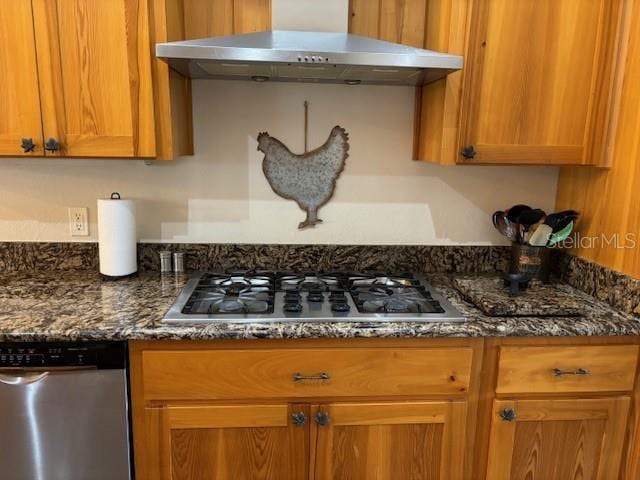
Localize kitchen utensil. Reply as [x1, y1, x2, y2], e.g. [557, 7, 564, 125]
[506, 204, 531, 223]
[528, 224, 553, 246]
[544, 210, 578, 232]
[517, 208, 546, 230]
[492, 210, 503, 228]
[493, 211, 517, 240]
[548, 221, 574, 246]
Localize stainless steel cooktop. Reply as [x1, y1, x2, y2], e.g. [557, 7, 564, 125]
[163, 271, 465, 323]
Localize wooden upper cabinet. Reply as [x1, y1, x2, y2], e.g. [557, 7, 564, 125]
[457, 0, 625, 165]
[416, 0, 629, 165]
[32, 0, 156, 158]
[183, 0, 271, 39]
[0, 0, 192, 160]
[312, 401, 468, 480]
[0, 0, 44, 156]
[145, 403, 308, 480]
[486, 397, 631, 480]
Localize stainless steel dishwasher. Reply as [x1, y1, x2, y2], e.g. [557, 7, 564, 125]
[0, 341, 132, 480]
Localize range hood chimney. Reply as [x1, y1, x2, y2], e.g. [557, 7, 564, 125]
[156, 1, 462, 86]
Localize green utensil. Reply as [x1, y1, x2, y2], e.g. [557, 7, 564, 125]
[548, 221, 574, 246]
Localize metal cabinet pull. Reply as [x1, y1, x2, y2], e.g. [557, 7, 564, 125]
[292, 372, 330, 382]
[20, 138, 36, 153]
[553, 368, 590, 377]
[499, 408, 516, 422]
[291, 412, 306, 426]
[315, 412, 330, 426]
[44, 137, 61, 152]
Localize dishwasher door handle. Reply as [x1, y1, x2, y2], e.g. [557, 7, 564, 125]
[0, 371, 50, 386]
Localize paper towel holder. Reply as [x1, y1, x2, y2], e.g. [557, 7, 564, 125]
[98, 192, 138, 280]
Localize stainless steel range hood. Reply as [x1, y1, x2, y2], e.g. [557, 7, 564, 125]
[156, 30, 463, 86]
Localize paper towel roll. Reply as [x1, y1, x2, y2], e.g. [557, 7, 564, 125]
[98, 193, 137, 278]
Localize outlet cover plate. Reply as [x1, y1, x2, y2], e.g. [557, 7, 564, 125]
[68, 207, 89, 236]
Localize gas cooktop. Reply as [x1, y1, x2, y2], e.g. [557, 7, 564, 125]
[163, 271, 465, 323]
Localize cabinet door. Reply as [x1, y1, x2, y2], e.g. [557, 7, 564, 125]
[312, 401, 468, 480]
[486, 397, 630, 479]
[0, 0, 44, 156]
[32, 0, 156, 157]
[459, 0, 623, 165]
[145, 403, 309, 480]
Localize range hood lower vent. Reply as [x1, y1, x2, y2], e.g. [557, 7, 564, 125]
[157, 30, 463, 86]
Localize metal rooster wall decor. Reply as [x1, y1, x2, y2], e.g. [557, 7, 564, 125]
[258, 125, 349, 229]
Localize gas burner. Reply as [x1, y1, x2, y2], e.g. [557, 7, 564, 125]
[350, 286, 445, 314]
[181, 272, 275, 315]
[278, 273, 345, 292]
[198, 272, 273, 288]
[349, 274, 418, 288]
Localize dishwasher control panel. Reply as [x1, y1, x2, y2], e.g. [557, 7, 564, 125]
[0, 342, 125, 369]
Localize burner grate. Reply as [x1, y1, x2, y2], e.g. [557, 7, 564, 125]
[350, 285, 445, 314]
[169, 270, 459, 321]
[182, 272, 275, 315]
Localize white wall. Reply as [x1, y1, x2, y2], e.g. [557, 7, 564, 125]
[0, 80, 558, 245]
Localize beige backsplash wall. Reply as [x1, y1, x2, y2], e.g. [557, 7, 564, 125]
[0, 80, 558, 244]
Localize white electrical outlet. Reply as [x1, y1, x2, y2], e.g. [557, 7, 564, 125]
[68, 207, 89, 236]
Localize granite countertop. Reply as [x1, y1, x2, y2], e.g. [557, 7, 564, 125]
[0, 271, 639, 342]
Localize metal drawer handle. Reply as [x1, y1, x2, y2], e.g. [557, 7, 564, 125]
[292, 372, 330, 382]
[553, 368, 590, 377]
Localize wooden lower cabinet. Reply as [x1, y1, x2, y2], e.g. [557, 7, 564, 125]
[145, 403, 309, 480]
[485, 397, 631, 480]
[312, 401, 467, 480]
[142, 400, 466, 480]
[131, 338, 640, 480]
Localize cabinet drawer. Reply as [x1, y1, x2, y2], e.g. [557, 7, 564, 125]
[142, 347, 473, 400]
[496, 345, 639, 394]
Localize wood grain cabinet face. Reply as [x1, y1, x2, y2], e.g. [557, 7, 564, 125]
[183, 0, 271, 39]
[32, 0, 156, 158]
[496, 345, 639, 394]
[147, 403, 309, 480]
[144, 401, 468, 480]
[349, 0, 428, 48]
[415, 0, 627, 165]
[0, 0, 45, 156]
[459, 0, 624, 165]
[131, 341, 479, 480]
[486, 397, 631, 480]
[141, 347, 473, 400]
[312, 401, 467, 480]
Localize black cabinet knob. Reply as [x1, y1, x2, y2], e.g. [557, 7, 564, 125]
[461, 145, 477, 159]
[314, 411, 330, 426]
[291, 412, 306, 426]
[44, 138, 61, 152]
[499, 408, 516, 422]
[20, 138, 36, 153]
